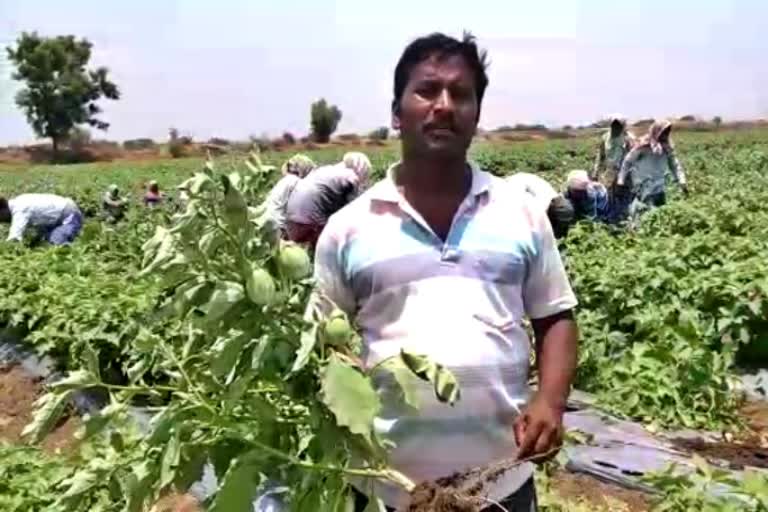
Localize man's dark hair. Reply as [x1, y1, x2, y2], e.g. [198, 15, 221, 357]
[0, 198, 7, 210]
[392, 31, 489, 114]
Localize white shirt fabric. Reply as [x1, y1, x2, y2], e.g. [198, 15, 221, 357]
[264, 174, 300, 230]
[285, 163, 361, 226]
[505, 172, 559, 212]
[314, 163, 578, 508]
[7, 194, 81, 241]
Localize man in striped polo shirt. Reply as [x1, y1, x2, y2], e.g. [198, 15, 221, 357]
[314, 32, 579, 511]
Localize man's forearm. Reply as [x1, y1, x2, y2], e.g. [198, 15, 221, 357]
[532, 311, 578, 410]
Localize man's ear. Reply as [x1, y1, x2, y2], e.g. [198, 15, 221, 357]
[391, 100, 401, 131]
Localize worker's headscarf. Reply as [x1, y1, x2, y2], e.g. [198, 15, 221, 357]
[639, 120, 673, 155]
[608, 115, 628, 137]
[566, 170, 591, 192]
[108, 184, 119, 198]
[342, 152, 372, 183]
[281, 154, 316, 178]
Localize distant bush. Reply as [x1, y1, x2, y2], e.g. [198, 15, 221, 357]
[368, 127, 389, 141]
[310, 98, 342, 143]
[282, 132, 296, 145]
[495, 124, 548, 132]
[336, 133, 361, 143]
[123, 138, 156, 150]
[248, 134, 271, 153]
[169, 127, 190, 158]
[679, 115, 697, 122]
[208, 137, 231, 146]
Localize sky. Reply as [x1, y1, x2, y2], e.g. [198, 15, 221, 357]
[1, 0, 767, 145]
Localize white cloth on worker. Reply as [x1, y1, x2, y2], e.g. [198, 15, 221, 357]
[505, 172, 559, 212]
[264, 174, 301, 230]
[7, 194, 81, 241]
[285, 163, 361, 226]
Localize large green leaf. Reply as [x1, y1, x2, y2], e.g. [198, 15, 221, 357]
[321, 355, 381, 441]
[208, 454, 261, 512]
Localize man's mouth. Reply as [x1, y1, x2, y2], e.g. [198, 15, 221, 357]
[425, 125, 455, 136]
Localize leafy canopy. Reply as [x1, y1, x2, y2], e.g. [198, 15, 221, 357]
[6, 32, 120, 150]
[310, 98, 342, 143]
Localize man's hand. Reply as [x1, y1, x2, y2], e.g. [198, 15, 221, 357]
[513, 393, 565, 462]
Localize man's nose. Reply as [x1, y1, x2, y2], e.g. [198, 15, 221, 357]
[434, 88, 455, 111]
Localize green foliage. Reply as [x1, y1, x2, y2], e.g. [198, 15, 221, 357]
[368, 127, 390, 141]
[1, 129, 767, 509]
[644, 457, 768, 511]
[0, 442, 125, 512]
[20, 153, 454, 510]
[310, 98, 342, 143]
[6, 32, 120, 153]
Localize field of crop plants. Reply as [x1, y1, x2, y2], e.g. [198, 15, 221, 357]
[0, 129, 767, 511]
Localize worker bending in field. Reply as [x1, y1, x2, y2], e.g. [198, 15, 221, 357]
[102, 184, 127, 223]
[506, 172, 575, 238]
[264, 154, 317, 236]
[0, 193, 83, 245]
[284, 152, 371, 251]
[563, 170, 613, 224]
[144, 180, 163, 207]
[617, 119, 688, 223]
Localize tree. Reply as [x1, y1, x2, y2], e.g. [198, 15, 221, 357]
[368, 126, 389, 141]
[6, 32, 120, 155]
[713, 116, 723, 128]
[310, 98, 342, 143]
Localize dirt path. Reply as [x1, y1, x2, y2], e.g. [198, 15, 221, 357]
[0, 363, 81, 453]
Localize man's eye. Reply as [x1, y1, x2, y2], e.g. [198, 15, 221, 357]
[415, 84, 440, 98]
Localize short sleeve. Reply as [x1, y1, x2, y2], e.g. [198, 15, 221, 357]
[522, 207, 578, 319]
[305, 220, 356, 321]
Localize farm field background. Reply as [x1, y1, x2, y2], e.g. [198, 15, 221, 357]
[0, 129, 767, 511]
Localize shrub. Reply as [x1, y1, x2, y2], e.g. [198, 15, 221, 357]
[368, 127, 389, 141]
[123, 138, 156, 150]
[207, 137, 231, 146]
[168, 127, 188, 158]
[310, 98, 342, 143]
[282, 132, 296, 145]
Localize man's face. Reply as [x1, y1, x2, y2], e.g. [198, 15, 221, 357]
[393, 54, 479, 160]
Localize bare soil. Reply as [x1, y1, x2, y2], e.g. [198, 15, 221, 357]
[550, 471, 652, 512]
[0, 363, 81, 453]
[670, 437, 768, 470]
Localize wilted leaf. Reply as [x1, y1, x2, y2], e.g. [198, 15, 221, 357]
[291, 323, 318, 373]
[22, 390, 73, 443]
[204, 281, 245, 324]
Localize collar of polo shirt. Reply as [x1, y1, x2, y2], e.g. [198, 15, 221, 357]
[371, 161, 492, 205]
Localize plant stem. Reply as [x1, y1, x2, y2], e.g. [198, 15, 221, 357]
[245, 438, 415, 491]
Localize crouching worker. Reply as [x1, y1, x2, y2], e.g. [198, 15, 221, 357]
[0, 193, 83, 245]
[564, 170, 613, 224]
[506, 172, 575, 238]
[102, 184, 127, 223]
[285, 152, 369, 251]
